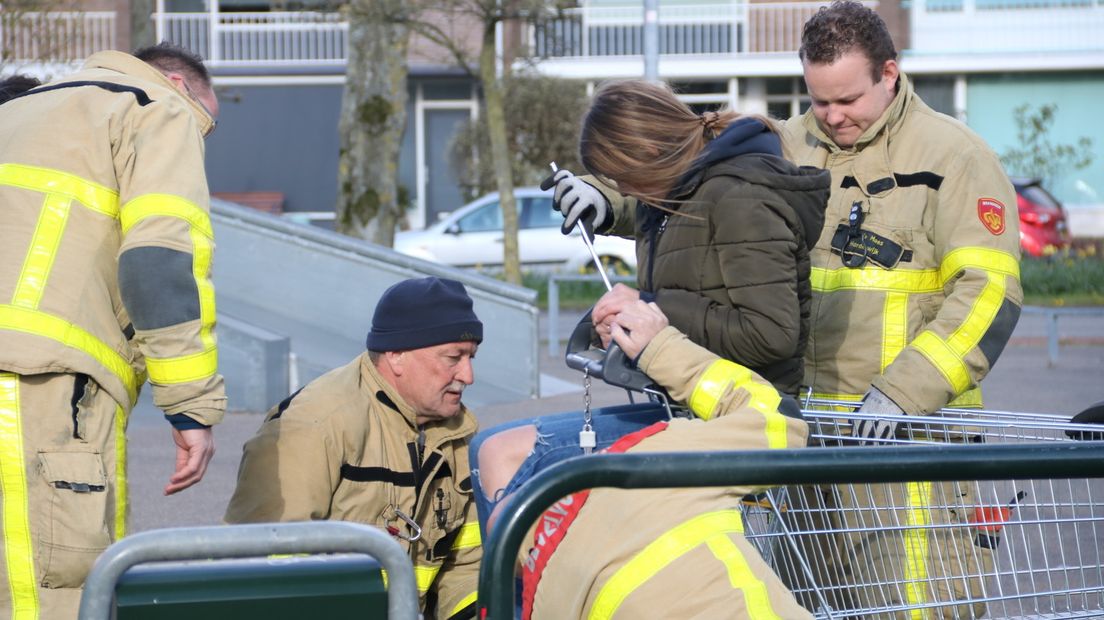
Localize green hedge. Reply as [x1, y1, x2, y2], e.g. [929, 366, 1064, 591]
[1020, 245, 1104, 306]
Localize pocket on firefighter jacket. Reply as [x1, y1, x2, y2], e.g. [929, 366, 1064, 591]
[35, 450, 112, 588]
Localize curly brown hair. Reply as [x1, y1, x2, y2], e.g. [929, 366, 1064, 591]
[799, 1, 897, 83]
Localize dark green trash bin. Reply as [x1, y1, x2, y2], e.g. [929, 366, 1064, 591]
[115, 554, 389, 619]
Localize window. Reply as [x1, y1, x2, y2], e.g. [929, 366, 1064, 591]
[765, 77, 810, 121]
[457, 203, 502, 233]
[523, 198, 559, 230]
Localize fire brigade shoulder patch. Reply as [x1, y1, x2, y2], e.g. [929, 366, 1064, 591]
[977, 197, 1006, 235]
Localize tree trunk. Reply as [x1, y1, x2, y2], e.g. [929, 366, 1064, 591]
[130, 0, 156, 51]
[336, 0, 410, 246]
[479, 18, 521, 284]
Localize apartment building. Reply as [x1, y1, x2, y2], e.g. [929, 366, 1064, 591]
[4, 0, 1102, 233]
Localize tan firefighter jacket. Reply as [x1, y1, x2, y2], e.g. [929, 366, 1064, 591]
[0, 51, 224, 424]
[520, 327, 810, 619]
[224, 353, 481, 618]
[782, 73, 1022, 413]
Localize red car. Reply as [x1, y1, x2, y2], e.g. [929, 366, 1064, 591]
[1012, 177, 1072, 257]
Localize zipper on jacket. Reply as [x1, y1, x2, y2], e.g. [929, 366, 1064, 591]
[645, 213, 669, 294]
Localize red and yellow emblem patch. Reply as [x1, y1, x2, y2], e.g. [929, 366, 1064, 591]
[977, 197, 1006, 235]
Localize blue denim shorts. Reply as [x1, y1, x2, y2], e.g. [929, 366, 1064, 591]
[469, 402, 670, 538]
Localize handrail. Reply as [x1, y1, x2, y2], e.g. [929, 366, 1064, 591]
[477, 441, 1104, 618]
[1020, 305, 1104, 365]
[79, 521, 419, 620]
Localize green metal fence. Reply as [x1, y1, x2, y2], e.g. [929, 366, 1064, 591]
[477, 441, 1104, 618]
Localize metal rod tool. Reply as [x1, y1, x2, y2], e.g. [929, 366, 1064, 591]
[550, 162, 613, 291]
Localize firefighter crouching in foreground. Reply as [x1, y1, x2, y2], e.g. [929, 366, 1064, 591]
[0, 43, 225, 617]
[225, 277, 482, 620]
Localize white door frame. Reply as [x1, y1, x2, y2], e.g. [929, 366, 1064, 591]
[413, 83, 478, 229]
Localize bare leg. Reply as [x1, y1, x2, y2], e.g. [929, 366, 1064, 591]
[477, 425, 537, 531]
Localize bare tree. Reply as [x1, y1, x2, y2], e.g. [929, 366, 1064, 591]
[450, 72, 588, 201]
[335, 0, 413, 245]
[341, 0, 552, 284]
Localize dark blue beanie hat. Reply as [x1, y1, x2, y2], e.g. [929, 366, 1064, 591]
[366, 277, 483, 352]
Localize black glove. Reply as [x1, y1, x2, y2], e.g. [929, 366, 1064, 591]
[540, 169, 611, 236]
[853, 387, 905, 445]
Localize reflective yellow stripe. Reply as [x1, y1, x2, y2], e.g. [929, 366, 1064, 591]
[381, 564, 441, 594]
[881, 292, 908, 373]
[912, 272, 1005, 398]
[948, 387, 982, 408]
[12, 194, 71, 309]
[811, 266, 942, 293]
[0, 163, 119, 218]
[146, 348, 218, 385]
[0, 373, 40, 618]
[120, 194, 213, 238]
[903, 481, 933, 618]
[114, 403, 128, 539]
[911, 332, 971, 395]
[449, 591, 478, 617]
[589, 511, 745, 620]
[0, 304, 139, 404]
[706, 532, 782, 619]
[191, 228, 217, 350]
[451, 521, 481, 550]
[413, 564, 441, 593]
[121, 195, 218, 353]
[940, 247, 1020, 283]
[947, 273, 1005, 361]
[690, 360, 788, 449]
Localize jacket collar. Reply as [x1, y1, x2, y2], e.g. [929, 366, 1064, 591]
[357, 352, 478, 445]
[82, 50, 216, 137]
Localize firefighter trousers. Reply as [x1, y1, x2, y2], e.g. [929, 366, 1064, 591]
[0, 371, 128, 619]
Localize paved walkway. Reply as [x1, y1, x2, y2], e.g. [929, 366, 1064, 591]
[127, 309, 1104, 533]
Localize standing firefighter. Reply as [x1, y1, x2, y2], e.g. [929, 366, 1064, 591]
[778, 1, 1022, 616]
[0, 43, 225, 617]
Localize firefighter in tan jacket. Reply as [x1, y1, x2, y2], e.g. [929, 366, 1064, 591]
[775, 3, 1021, 617]
[0, 44, 225, 616]
[483, 301, 810, 620]
[225, 277, 483, 619]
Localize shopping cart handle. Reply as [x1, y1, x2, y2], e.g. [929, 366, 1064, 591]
[564, 309, 665, 394]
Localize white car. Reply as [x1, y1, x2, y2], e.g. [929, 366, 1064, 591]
[394, 187, 637, 274]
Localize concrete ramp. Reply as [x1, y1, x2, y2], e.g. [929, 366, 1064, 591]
[210, 199, 539, 412]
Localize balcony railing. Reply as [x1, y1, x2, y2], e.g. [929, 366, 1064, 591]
[1, 11, 116, 65]
[147, 0, 1102, 69]
[156, 11, 347, 66]
[910, 0, 1104, 55]
[530, 2, 830, 58]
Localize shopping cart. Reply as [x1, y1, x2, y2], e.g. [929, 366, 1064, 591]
[741, 400, 1104, 620]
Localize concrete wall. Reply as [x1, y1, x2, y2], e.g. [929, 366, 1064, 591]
[210, 199, 539, 413]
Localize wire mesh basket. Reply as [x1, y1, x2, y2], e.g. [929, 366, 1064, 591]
[741, 401, 1104, 619]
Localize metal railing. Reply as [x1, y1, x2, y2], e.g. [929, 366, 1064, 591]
[910, 0, 1104, 54]
[546, 273, 633, 357]
[80, 521, 419, 620]
[155, 10, 347, 66]
[530, 1, 833, 57]
[1021, 305, 1104, 365]
[477, 441, 1104, 618]
[0, 11, 115, 65]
